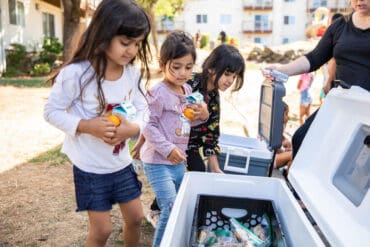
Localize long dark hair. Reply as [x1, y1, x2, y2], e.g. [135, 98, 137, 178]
[50, 0, 151, 114]
[199, 44, 245, 94]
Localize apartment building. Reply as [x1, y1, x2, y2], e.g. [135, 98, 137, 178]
[165, 0, 350, 47]
[0, 0, 100, 73]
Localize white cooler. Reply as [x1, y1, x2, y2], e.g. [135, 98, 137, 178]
[161, 86, 370, 246]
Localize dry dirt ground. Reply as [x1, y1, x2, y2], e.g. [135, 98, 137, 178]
[0, 87, 155, 246]
[0, 69, 322, 246]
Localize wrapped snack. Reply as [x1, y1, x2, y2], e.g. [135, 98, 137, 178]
[230, 218, 264, 247]
[197, 227, 217, 246]
[252, 214, 271, 245]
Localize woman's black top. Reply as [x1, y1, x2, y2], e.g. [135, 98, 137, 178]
[306, 14, 370, 91]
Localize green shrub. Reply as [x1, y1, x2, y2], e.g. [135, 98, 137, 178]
[42, 37, 63, 54]
[39, 37, 63, 67]
[3, 43, 30, 77]
[200, 34, 209, 49]
[31, 63, 51, 76]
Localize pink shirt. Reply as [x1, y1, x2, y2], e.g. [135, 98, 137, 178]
[298, 73, 313, 91]
[141, 82, 204, 165]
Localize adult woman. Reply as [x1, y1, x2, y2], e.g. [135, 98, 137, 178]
[264, 0, 370, 158]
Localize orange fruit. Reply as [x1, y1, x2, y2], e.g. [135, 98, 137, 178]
[184, 107, 195, 119]
[108, 114, 121, 126]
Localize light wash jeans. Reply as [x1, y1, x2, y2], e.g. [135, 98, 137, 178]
[143, 163, 185, 247]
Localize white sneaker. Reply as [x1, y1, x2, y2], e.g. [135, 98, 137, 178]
[146, 210, 160, 229]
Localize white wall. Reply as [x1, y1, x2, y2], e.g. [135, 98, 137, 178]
[3, 0, 63, 51]
[179, 0, 244, 43]
[0, 0, 63, 73]
[178, 0, 309, 47]
[277, 0, 307, 43]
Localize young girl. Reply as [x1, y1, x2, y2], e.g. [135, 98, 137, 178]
[140, 30, 209, 247]
[136, 44, 245, 228]
[43, 0, 151, 246]
[186, 44, 245, 173]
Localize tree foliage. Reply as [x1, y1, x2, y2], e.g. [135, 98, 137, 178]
[61, 0, 187, 61]
[153, 0, 186, 19]
[136, 0, 186, 53]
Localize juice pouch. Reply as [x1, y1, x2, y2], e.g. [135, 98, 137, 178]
[112, 102, 136, 122]
[186, 91, 204, 103]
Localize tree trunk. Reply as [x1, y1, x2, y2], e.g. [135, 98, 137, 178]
[147, 7, 158, 56]
[62, 0, 81, 62]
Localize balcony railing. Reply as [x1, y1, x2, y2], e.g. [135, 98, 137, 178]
[41, 0, 61, 8]
[242, 20, 273, 34]
[308, 0, 349, 12]
[243, 0, 273, 10]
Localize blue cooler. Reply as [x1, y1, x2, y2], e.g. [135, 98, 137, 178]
[218, 134, 272, 176]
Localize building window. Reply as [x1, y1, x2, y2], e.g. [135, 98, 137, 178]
[9, 0, 25, 26]
[255, 15, 269, 31]
[284, 16, 295, 25]
[282, 38, 290, 44]
[42, 13, 55, 37]
[196, 14, 208, 24]
[284, 0, 295, 2]
[312, 0, 328, 8]
[220, 14, 231, 25]
[254, 37, 262, 43]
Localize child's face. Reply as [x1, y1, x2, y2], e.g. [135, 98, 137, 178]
[215, 71, 238, 92]
[105, 34, 145, 67]
[162, 54, 194, 88]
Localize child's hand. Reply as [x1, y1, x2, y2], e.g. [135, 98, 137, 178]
[167, 147, 186, 164]
[77, 116, 117, 142]
[192, 102, 209, 121]
[131, 134, 145, 160]
[109, 115, 139, 146]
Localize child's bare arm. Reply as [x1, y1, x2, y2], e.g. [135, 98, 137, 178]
[208, 154, 224, 173]
[131, 134, 145, 160]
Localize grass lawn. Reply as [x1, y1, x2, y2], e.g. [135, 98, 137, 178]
[0, 77, 49, 87]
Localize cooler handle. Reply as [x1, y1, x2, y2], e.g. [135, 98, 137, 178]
[224, 147, 251, 174]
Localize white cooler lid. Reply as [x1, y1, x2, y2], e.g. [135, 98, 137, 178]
[289, 86, 370, 246]
[219, 134, 272, 160]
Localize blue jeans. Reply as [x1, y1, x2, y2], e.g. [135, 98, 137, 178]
[143, 163, 185, 247]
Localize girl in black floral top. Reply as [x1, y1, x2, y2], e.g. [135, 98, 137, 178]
[186, 44, 245, 172]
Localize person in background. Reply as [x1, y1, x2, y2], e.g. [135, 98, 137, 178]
[274, 102, 293, 174]
[219, 31, 227, 44]
[44, 0, 152, 246]
[194, 30, 201, 48]
[140, 30, 209, 247]
[263, 0, 370, 159]
[297, 72, 314, 125]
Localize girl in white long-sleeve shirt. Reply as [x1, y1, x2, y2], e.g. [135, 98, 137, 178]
[43, 0, 151, 246]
